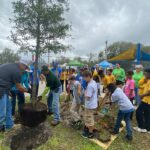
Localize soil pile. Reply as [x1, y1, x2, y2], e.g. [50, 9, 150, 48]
[4, 121, 51, 150]
[60, 101, 118, 143]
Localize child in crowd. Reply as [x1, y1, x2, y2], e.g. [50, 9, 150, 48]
[116, 80, 124, 89]
[98, 70, 106, 92]
[107, 83, 134, 141]
[69, 76, 84, 122]
[106, 69, 116, 85]
[60, 68, 68, 92]
[134, 68, 150, 133]
[76, 69, 87, 90]
[82, 71, 98, 138]
[138, 76, 146, 104]
[124, 71, 135, 119]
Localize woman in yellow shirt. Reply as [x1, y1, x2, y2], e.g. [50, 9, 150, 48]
[134, 68, 150, 133]
[98, 69, 115, 92]
[106, 69, 116, 84]
[102, 69, 116, 87]
[138, 77, 146, 96]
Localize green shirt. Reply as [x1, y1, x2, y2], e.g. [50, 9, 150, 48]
[46, 71, 61, 90]
[133, 71, 143, 87]
[112, 68, 125, 82]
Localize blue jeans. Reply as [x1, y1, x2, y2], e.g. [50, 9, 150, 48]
[11, 90, 25, 116]
[135, 87, 141, 105]
[0, 94, 14, 129]
[47, 86, 62, 121]
[114, 110, 133, 137]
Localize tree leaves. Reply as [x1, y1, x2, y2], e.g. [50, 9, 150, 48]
[0, 48, 20, 64]
[10, 0, 71, 55]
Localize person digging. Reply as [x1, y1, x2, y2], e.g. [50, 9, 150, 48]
[68, 75, 85, 129]
[40, 65, 62, 126]
[0, 60, 32, 132]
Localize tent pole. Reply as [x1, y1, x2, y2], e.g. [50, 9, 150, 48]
[136, 43, 141, 65]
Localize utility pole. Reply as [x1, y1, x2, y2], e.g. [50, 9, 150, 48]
[105, 40, 108, 60]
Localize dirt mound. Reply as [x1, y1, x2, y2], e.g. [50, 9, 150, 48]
[4, 122, 51, 150]
[60, 102, 72, 125]
[60, 101, 117, 143]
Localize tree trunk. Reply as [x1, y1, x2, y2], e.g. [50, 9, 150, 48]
[32, 53, 39, 103]
[31, 7, 41, 103]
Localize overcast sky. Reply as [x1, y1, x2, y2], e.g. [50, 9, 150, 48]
[0, 0, 150, 58]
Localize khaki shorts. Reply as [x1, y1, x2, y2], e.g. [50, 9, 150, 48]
[84, 108, 96, 127]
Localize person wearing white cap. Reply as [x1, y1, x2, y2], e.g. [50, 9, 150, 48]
[133, 65, 144, 105]
[0, 60, 32, 132]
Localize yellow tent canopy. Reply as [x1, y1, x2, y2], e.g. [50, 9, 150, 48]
[109, 46, 136, 61]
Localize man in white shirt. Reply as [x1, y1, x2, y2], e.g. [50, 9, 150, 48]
[82, 70, 98, 138]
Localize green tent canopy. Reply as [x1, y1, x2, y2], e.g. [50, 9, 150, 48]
[68, 60, 84, 67]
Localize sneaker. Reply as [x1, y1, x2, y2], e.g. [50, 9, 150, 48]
[51, 120, 60, 126]
[126, 135, 133, 141]
[138, 128, 147, 133]
[133, 127, 147, 133]
[82, 131, 94, 139]
[88, 132, 94, 139]
[133, 127, 139, 131]
[82, 131, 89, 138]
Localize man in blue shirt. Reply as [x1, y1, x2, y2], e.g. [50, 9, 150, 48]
[51, 62, 62, 78]
[0, 60, 31, 132]
[76, 69, 87, 90]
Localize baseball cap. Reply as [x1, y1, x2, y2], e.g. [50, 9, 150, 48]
[19, 59, 30, 68]
[41, 65, 49, 73]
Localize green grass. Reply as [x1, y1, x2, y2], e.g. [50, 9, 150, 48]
[37, 123, 102, 150]
[0, 95, 150, 150]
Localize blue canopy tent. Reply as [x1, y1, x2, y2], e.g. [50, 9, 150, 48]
[98, 60, 114, 68]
